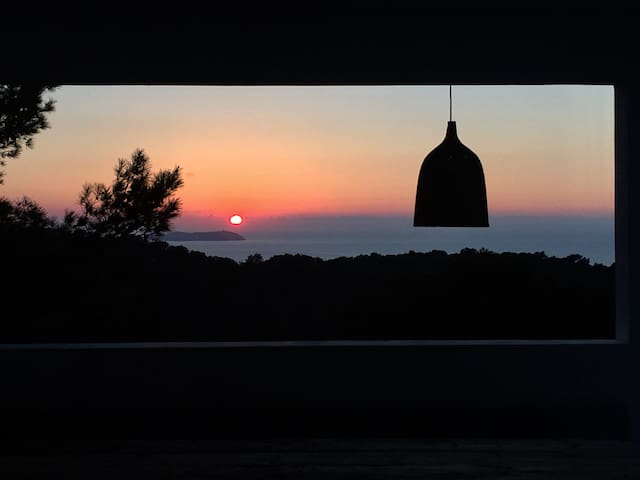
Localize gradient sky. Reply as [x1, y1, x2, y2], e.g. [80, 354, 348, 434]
[1, 85, 614, 230]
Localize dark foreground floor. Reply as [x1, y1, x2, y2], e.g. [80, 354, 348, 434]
[2, 438, 640, 479]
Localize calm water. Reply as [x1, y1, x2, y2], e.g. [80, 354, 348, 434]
[168, 215, 615, 265]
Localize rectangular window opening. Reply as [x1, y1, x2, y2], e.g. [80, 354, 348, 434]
[1, 84, 618, 344]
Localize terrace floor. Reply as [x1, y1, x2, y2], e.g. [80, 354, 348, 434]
[2, 438, 640, 479]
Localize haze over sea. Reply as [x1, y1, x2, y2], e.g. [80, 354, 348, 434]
[168, 214, 614, 266]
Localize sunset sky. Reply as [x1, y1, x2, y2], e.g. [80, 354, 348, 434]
[1, 85, 614, 231]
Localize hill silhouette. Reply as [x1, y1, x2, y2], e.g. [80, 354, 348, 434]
[0, 225, 614, 342]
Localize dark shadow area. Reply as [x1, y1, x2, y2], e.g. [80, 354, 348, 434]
[0, 223, 614, 342]
[1, 405, 630, 441]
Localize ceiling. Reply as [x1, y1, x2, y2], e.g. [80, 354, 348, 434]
[4, 9, 638, 85]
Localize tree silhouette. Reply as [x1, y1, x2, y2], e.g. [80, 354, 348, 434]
[0, 84, 57, 184]
[78, 149, 183, 239]
[0, 196, 54, 229]
[244, 253, 264, 264]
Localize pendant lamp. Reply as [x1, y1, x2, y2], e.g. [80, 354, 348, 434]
[413, 86, 489, 227]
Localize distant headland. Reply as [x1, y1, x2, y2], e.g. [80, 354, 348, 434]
[162, 230, 245, 241]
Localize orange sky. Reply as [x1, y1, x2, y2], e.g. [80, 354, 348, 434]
[1, 85, 614, 227]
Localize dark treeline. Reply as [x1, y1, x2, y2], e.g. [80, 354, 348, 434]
[1, 223, 614, 342]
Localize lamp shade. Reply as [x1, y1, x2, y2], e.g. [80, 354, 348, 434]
[414, 121, 489, 227]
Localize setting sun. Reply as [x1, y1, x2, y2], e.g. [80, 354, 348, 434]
[229, 214, 244, 225]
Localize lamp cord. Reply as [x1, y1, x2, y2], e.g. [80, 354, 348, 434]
[449, 84, 452, 122]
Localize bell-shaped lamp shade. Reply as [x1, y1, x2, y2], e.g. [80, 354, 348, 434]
[414, 121, 489, 227]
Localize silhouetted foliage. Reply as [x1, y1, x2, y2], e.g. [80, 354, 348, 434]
[0, 197, 11, 219]
[244, 253, 264, 264]
[0, 196, 54, 229]
[0, 226, 615, 342]
[0, 84, 57, 184]
[77, 149, 183, 239]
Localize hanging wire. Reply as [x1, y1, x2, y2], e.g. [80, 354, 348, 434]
[449, 84, 452, 122]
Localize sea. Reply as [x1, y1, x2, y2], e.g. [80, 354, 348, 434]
[168, 215, 615, 266]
